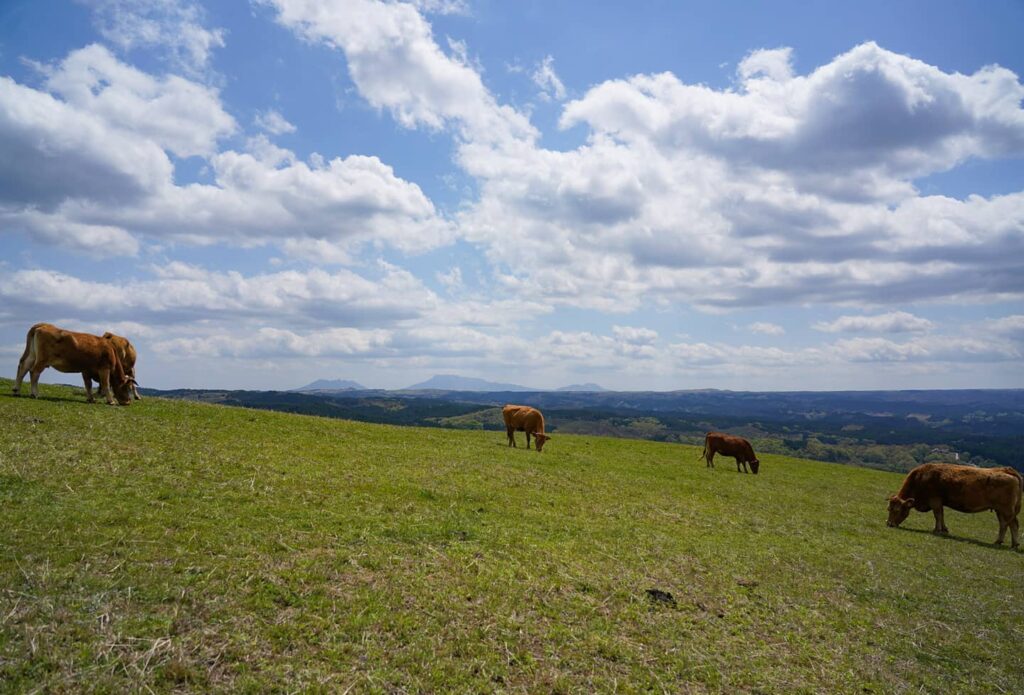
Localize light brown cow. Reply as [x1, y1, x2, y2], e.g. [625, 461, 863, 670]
[503, 404, 550, 452]
[89, 332, 141, 400]
[887, 463, 1022, 547]
[700, 431, 760, 474]
[13, 323, 134, 406]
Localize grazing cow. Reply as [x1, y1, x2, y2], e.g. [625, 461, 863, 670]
[700, 431, 760, 474]
[89, 332, 141, 400]
[502, 404, 551, 452]
[887, 463, 1022, 547]
[13, 323, 134, 406]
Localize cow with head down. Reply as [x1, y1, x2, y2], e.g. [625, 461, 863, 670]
[503, 404, 551, 452]
[700, 431, 760, 474]
[887, 463, 1022, 547]
[88, 332, 142, 401]
[13, 323, 135, 406]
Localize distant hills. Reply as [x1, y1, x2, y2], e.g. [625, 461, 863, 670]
[295, 374, 608, 393]
[294, 378, 367, 392]
[556, 383, 608, 392]
[403, 374, 535, 392]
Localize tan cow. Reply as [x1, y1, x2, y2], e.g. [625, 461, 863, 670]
[13, 323, 134, 405]
[503, 404, 551, 452]
[700, 431, 760, 474]
[887, 463, 1022, 547]
[89, 332, 141, 400]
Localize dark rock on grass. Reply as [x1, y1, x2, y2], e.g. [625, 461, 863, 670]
[645, 588, 677, 608]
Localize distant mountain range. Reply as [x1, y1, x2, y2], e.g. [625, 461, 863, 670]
[556, 383, 608, 392]
[294, 374, 609, 393]
[402, 374, 536, 392]
[294, 378, 367, 392]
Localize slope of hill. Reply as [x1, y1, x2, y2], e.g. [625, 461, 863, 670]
[144, 385, 1024, 471]
[2, 379, 1021, 692]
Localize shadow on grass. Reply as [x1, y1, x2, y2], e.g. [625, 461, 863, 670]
[2, 391, 97, 406]
[896, 525, 1021, 552]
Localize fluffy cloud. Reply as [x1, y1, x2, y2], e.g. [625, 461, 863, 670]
[42, 44, 236, 157]
[459, 40, 1024, 310]
[0, 46, 451, 257]
[832, 336, 1019, 363]
[814, 311, 935, 334]
[0, 264, 433, 325]
[153, 326, 393, 358]
[83, 0, 226, 75]
[561, 42, 1024, 186]
[265, 0, 535, 145]
[0, 73, 173, 210]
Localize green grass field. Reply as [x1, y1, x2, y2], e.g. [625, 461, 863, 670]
[1, 380, 1021, 693]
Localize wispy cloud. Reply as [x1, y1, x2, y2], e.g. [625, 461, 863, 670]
[814, 312, 935, 334]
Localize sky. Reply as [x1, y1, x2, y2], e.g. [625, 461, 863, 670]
[1, 0, 1023, 392]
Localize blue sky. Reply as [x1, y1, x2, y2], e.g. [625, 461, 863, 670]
[1, 0, 1023, 391]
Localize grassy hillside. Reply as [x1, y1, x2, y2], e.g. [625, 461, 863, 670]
[1, 380, 1021, 693]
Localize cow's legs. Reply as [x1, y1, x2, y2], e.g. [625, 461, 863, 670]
[130, 369, 142, 400]
[82, 374, 95, 403]
[14, 355, 32, 396]
[526, 431, 532, 450]
[995, 511, 1009, 545]
[507, 427, 516, 447]
[737, 458, 748, 474]
[99, 368, 115, 405]
[29, 368, 44, 398]
[1009, 515, 1020, 549]
[706, 451, 715, 468]
[931, 505, 949, 535]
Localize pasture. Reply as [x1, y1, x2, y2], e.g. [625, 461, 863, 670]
[1, 379, 1021, 692]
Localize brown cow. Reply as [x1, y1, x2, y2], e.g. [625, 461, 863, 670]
[88, 332, 141, 400]
[887, 463, 1022, 547]
[13, 323, 134, 406]
[700, 431, 760, 474]
[503, 404, 551, 452]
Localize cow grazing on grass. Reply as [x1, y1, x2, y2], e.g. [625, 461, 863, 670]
[89, 332, 141, 400]
[503, 404, 550, 452]
[13, 323, 134, 406]
[701, 431, 760, 474]
[887, 463, 1022, 547]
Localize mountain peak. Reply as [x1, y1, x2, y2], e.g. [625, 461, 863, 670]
[555, 382, 608, 392]
[294, 378, 367, 392]
[403, 374, 535, 392]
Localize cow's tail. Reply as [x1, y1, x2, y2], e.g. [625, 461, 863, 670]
[18, 325, 37, 368]
[698, 434, 708, 463]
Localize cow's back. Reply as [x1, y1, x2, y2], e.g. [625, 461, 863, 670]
[707, 432, 752, 459]
[103, 333, 137, 370]
[503, 404, 543, 432]
[902, 464, 1021, 513]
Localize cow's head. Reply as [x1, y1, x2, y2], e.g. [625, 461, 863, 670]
[886, 495, 914, 527]
[113, 375, 134, 406]
[749, 458, 760, 475]
[534, 433, 551, 452]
